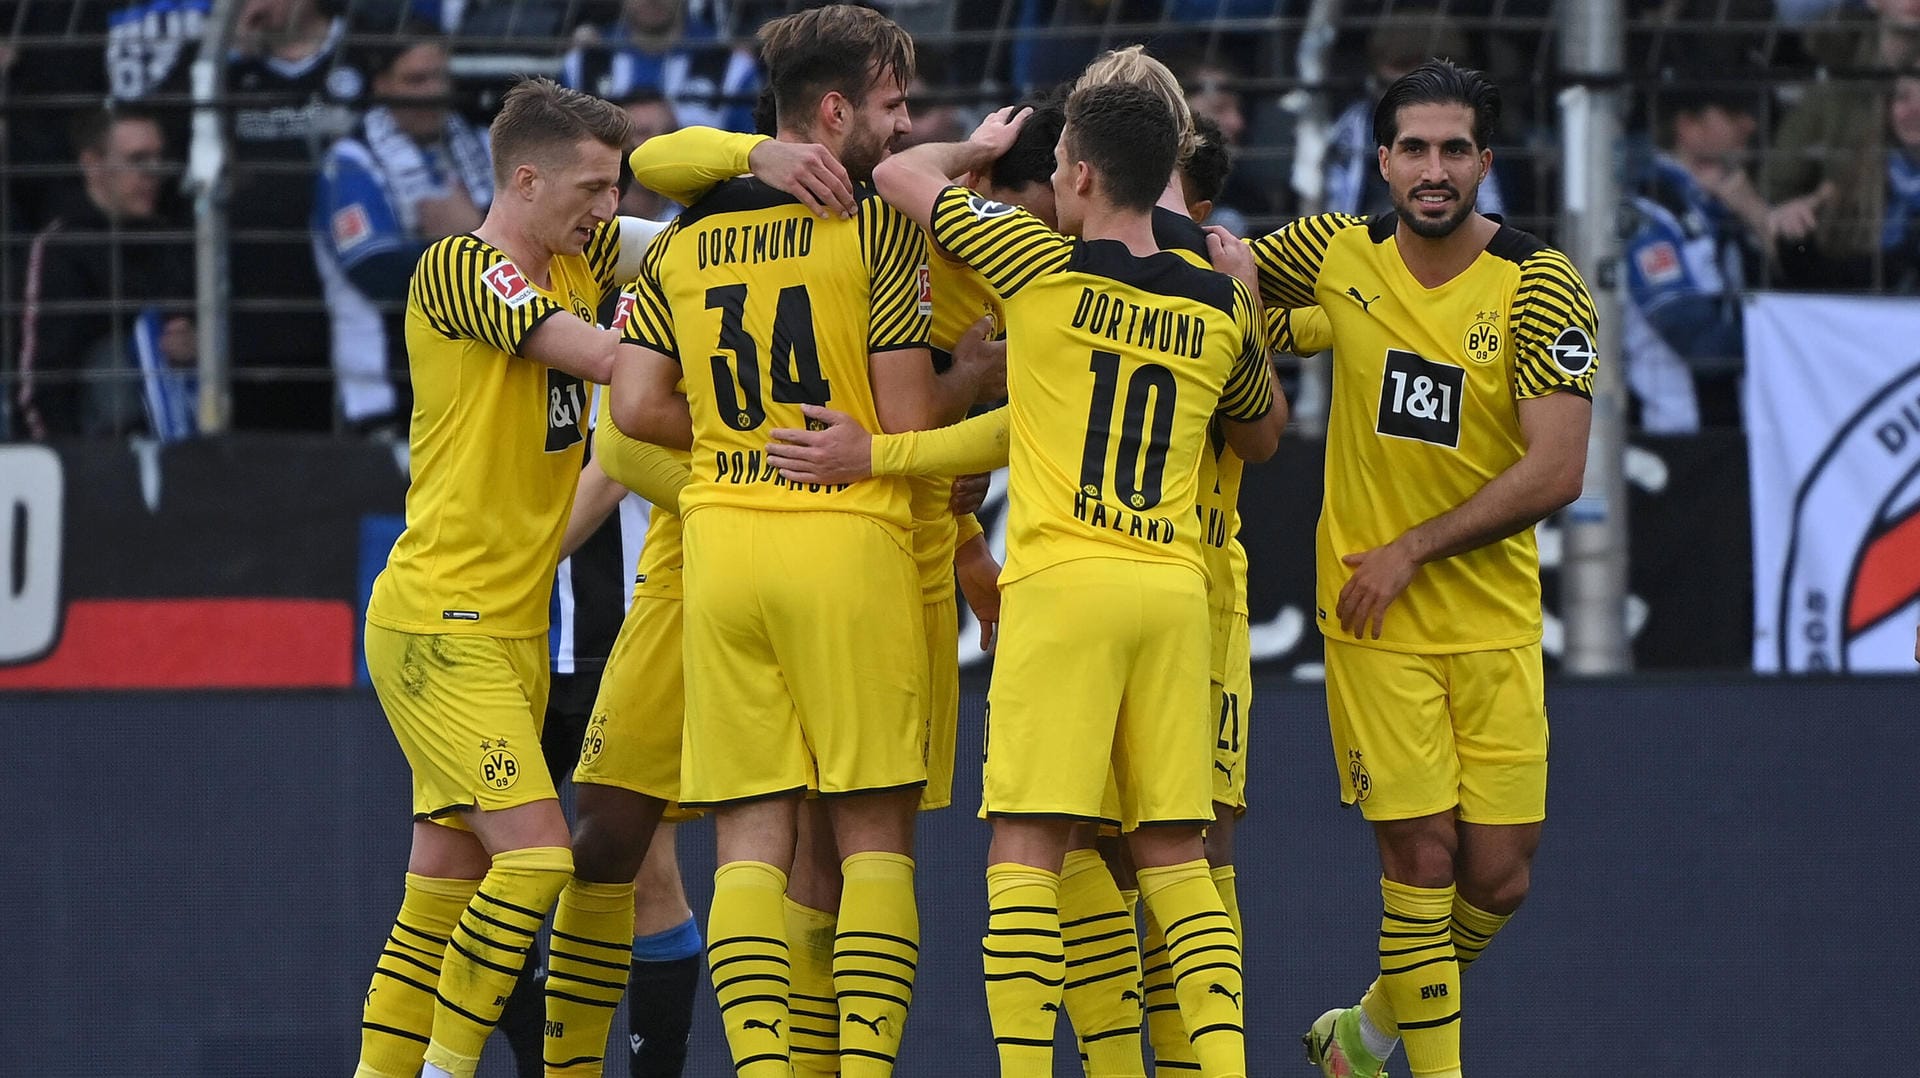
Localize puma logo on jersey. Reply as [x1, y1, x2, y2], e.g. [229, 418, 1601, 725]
[846, 1012, 889, 1035]
[1345, 286, 1380, 313]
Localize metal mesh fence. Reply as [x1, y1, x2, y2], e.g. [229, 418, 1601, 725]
[1, 0, 1914, 437]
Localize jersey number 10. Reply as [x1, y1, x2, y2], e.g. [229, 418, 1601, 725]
[1078, 350, 1177, 512]
[705, 282, 832, 431]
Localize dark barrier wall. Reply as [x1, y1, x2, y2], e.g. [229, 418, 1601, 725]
[6, 676, 1913, 1075]
[0, 433, 1754, 687]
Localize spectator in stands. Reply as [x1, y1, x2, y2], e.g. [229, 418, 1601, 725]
[1177, 53, 1274, 221]
[563, 0, 760, 132]
[311, 28, 491, 438]
[1766, 0, 1920, 273]
[1184, 112, 1247, 236]
[1775, 66, 1920, 290]
[1624, 90, 1769, 432]
[1319, 9, 1508, 219]
[15, 108, 196, 441]
[228, 0, 365, 431]
[616, 90, 682, 222]
[4, 4, 110, 233]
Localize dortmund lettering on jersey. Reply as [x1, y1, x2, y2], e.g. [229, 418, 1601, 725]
[623, 179, 929, 531]
[1248, 211, 1599, 652]
[929, 184, 1271, 586]
[369, 224, 623, 637]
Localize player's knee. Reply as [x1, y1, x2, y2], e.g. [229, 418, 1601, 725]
[1380, 837, 1456, 889]
[1459, 860, 1531, 915]
[1203, 808, 1235, 867]
[570, 813, 649, 883]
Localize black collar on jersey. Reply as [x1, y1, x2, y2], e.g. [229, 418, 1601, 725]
[677, 175, 879, 228]
[1365, 210, 1547, 265]
[1069, 238, 1240, 314]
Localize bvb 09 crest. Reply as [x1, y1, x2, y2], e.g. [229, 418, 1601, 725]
[480, 738, 519, 790]
[1346, 749, 1372, 802]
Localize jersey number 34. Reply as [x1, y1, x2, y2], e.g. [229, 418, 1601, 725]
[705, 282, 831, 431]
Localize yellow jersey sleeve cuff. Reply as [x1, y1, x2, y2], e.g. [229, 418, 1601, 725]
[628, 128, 770, 206]
[594, 416, 690, 512]
[955, 511, 984, 547]
[870, 410, 1011, 477]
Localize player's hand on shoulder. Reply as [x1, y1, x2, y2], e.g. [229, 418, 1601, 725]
[954, 535, 1002, 651]
[766, 404, 876, 485]
[953, 315, 1007, 404]
[965, 105, 1033, 164]
[1336, 541, 1421, 640]
[1205, 225, 1259, 300]
[748, 139, 857, 219]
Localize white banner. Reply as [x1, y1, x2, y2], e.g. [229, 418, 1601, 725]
[1746, 293, 1920, 673]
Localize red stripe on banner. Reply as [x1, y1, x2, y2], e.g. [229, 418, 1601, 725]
[1848, 510, 1920, 635]
[0, 599, 356, 689]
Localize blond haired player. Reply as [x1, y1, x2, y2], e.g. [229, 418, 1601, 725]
[354, 78, 666, 1078]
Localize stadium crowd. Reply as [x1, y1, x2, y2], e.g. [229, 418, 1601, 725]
[3, 0, 1920, 435]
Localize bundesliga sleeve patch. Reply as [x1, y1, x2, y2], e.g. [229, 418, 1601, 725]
[482, 260, 535, 307]
[1635, 240, 1683, 286]
[916, 264, 933, 316]
[1548, 326, 1597, 376]
[613, 293, 637, 334]
[966, 194, 1016, 220]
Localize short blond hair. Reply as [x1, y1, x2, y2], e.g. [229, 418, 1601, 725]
[489, 76, 632, 186]
[1075, 46, 1198, 167]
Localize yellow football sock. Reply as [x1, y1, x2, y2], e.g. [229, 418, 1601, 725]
[785, 897, 840, 1075]
[1358, 891, 1516, 1044]
[355, 873, 479, 1078]
[1451, 894, 1511, 973]
[424, 845, 573, 1078]
[1208, 865, 1241, 946]
[834, 852, 919, 1076]
[1059, 850, 1146, 1078]
[1137, 860, 1244, 1078]
[544, 878, 636, 1075]
[982, 863, 1064, 1078]
[1378, 878, 1461, 1078]
[709, 861, 793, 1078]
[1139, 908, 1197, 1075]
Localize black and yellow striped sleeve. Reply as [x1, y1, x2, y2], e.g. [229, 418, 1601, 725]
[860, 195, 933, 353]
[1247, 213, 1364, 310]
[1266, 305, 1333, 357]
[927, 184, 1072, 299]
[618, 220, 681, 360]
[584, 217, 624, 302]
[1219, 279, 1274, 422]
[409, 235, 565, 356]
[1510, 248, 1599, 401]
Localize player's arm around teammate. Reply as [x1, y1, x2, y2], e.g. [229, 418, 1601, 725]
[355, 79, 645, 1078]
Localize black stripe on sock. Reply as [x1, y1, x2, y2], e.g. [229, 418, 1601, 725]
[361, 1021, 430, 1044]
[840, 1048, 897, 1063]
[549, 946, 631, 973]
[1162, 910, 1230, 936]
[448, 935, 526, 977]
[393, 919, 451, 947]
[989, 905, 1059, 916]
[474, 889, 545, 922]
[708, 935, 786, 954]
[1452, 920, 1495, 942]
[1190, 1022, 1243, 1040]
[545, 989, 621, 1009]
[994, 1036, 1054, 1047]
[1060, 909, 1131, 930]
[1083, 1025, 1142, 1042]
[1398, 1009, 1462, 1030]
[982, 946, 1060, 962]
[835, 948, 918, 969]
[1063, 965, 1136, 991]
[1170, 942, 1240, 964]
[837, 968, 914, 990]
[1380, 954, 1457, 976]
[837, 988, 911, 1008]
[709, 953, 792, 977]
[372, 967, 437, 996]
[982, 970, 1065, 987]
[1156, 1062, 1202, 1072]
[433, 990, 497, 1028]
[835, 930, 920, 951]
[734, 1053, 790, 1068]
[1144, 1003, 1181, 1015]
[551, 926, 632, 953]
[1063, 925, 1137, 948]
[544, 1054, 603, 1068]
[1170, 960, 1240, 980]
[790, 1006, 838, 1022]
[716, 993, 789, 1014]
[1380, 941, 1451, 958]
[379, 947, 441, 977]
[462, 907, 536, 946]
[714, 971, 791, 996]
[1065, 944, 1137, 969]
[1382, 910, 1450, 926]
[547, 968, 627, 992]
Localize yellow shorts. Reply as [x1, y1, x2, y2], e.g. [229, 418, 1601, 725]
[573, 594, 699, 821]
[920, 595, 959, 812]
[1210, 608, 1252, 814]
[680, 507, 927, 806]
[985, 559, 1212, 829]
[1323, 638, 1548, 824]
[365, 623, 556, 822]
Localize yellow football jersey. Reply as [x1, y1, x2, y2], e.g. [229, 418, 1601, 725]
[369, 224, 625, 637]
[622, 180, 930, 534]
[906, 250, 1006, 601]
[1155, 207, 1254, 617]
[1249, 213, 1599, 653]
[929, 185, 1272, 586]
